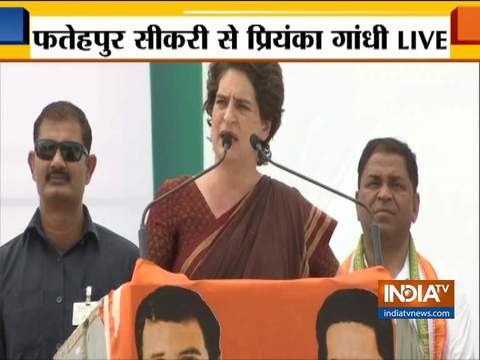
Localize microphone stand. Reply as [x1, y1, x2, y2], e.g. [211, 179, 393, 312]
[138, 136, 232, 258]
[252, 135, 383, 266]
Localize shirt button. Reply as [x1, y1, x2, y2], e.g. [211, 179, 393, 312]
[56, 296, 63, 304]
[56, 343, 62, 350]
[57, 257, 62, 262]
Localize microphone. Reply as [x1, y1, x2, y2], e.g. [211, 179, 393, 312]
[250, 134, 383, 266]
[138, 134, 233, 258]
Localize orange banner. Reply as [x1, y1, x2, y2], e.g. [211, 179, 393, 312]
[99, 259, 393, 359]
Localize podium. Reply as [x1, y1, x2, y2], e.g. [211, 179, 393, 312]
[54, 259, 420, 359]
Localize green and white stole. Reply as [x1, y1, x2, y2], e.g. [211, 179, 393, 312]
[353, 236, 430, 359]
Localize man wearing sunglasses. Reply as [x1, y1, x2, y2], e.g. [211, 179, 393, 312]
[0, 101, 139, 359]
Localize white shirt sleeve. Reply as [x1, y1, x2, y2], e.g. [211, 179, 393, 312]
[399, 255, 478, 359]
[443, 284, 477, 359]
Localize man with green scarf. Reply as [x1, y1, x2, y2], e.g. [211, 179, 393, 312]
[339, 137, 475, 359]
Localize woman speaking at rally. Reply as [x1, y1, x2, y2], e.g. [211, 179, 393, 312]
[147, 62, 338, 279]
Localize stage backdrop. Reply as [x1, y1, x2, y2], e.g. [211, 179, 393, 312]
[0, 63, 478, 346]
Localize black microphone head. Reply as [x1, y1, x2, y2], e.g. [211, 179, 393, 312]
[221, 133, 233, 150]
[250, 134, 271, 165]
[250, 134, 263, 151]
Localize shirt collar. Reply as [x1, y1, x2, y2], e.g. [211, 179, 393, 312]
[396, 253, 410, 280]
[26, 205, 99, 243]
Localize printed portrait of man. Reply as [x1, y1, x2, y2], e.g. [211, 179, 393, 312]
[316, 288, 394, 360]
[135, 285, 221, 360]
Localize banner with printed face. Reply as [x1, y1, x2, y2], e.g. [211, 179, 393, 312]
[57, 259, 397, 359]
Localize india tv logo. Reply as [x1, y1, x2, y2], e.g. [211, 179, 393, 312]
[377, 280, 454, 319]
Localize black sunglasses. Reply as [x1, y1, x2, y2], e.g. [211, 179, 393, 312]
[35, 139, 89, 162]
